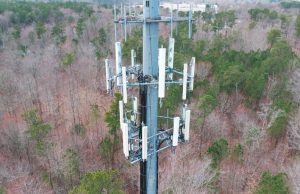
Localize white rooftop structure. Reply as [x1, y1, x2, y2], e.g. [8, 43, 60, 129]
[135, 3, 218, 13]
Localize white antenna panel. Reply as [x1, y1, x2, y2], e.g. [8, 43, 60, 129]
[189, 57, 196, 91]
[172, 117, 180, 146]
[182, 63, 188, 100]
[115, 42, 122, 85]
[105, 59, 110, 93]
[131, 49, 136, 79]
[184, 110, 191, 141]
[168, 38, 175, 80]
[122, 66, 127, 104]
[122, 123, 129, 157]
[131, 49, 136, 67]
[158, 48, 166, 98]
[133, 97, 138, 114]
[182, 104, 187, 121]
[119, 101, 124, 129]
[142, 126, 148, 160]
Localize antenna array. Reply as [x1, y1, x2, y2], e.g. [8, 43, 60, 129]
[105, 1, 195, 193]
[105, 40, 195, 163]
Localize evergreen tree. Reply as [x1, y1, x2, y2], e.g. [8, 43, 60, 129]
[69, 169, 123, 194]
[35, 22, 46, 39]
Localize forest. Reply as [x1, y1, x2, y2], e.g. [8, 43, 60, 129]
[1, 0, 300, 193]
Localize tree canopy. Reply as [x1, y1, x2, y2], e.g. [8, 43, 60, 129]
[69, 169, 123, 194]
[22, 109, 52, 154]
[296, 15, 300, 37]
[255, 171, 289, 194]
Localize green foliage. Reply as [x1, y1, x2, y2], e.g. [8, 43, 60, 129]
[122, 28, 143, 63]
[28, 31, 35, 44]
[0, 186, 5, 194]
[69, 169, 123, 194]
[17, 43, 28, 57]
[243, 68, 266, 101]
[245, 127, 261, 146]
[201, 10, 236, 32]
[64, 148, 80, 187]
[173, 52, 185, 71]
[76, 17, 85, 37]
[221, 65, 244, 92]
[202, 35, 293, 103]
[296, 15, 300, 37]
[22, 109, 51, 140]
[35, 22, 46, 39]
[255, 171, 289, 194]
[41, 169, 51, 184]
[273, 96, 294, 114]
[99, 136, 114, 164]
[0, 36, 3, 49]
[67, 16, 74, 24]
[0, 1, 92, 26]
[92, 28, 110, 59]
[12, 26, 21, 40]
[22, 109, 52, 155]
[104, 93, 122, 137]
[90, 104, 100, 123]
[280, 15, 289, 30]
[100, 93, 122, 164]
[248, 8, 278, 22]
[213, 10, 236, 32]
[174, 22, 195, 56]
[199, 93, 218, 116]
[268, 114, 288, 139]
[267, 29, 281, 46]
[207, 138, 229, 168]
[281, 1, 300, 9]
[270, 77, 295, 114]
[193, 40, 207, 61]
[205, 34, 235, 60]
[264, 40, 293, 74]
[6, 129, 23, 157]
[232, 143, 243, 162]
[73, 123, 85, 136]
[249, 21, 256, 29]
[62, 53, 75, 67]
[51, 22, 66, 45]
[159, 85, 182, 117]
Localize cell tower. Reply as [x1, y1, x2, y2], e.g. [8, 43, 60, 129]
[105, 1, 195, 193]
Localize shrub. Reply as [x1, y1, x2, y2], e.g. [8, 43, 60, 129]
[12, 26, 21, 40]
[281, 1, 300, 9]
[243, 68, 266, 101]
[64, 148, 80, 188]
[73, 123, 85, 136]
[51, 23, 66, 45]
[99, 136, 114, 164]
[255, 171, 289, 194]
[232, 143, 243, 162]
[69, 169, 123, 194]
[268, 114, 288, 139]
[267, 29, 281, 46]
[22, 109, 52, 154]
[62, 53, 75, 67]
[75, 17, 85, 37]
[248, 8, 278, 22]
[35, 22, 46, 39]
[0, 2, 91, 26]
[207, 138, 228, 168]
[199, 93, 218, 116]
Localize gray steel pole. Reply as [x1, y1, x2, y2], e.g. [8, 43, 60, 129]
[143, 0, 159, 193]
